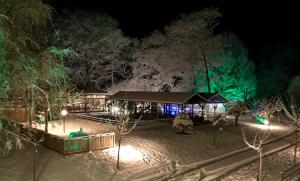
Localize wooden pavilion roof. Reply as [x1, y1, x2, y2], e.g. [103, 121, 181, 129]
[198, 93, 229, 103]
[109, 91, 229, 104]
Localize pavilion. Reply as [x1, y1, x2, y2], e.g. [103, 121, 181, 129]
[108, 91, 229, 120]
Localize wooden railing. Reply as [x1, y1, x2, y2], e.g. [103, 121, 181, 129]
[75, 113, 169, 128]
[43, 131, 115, 155]
[0, 118, 115, 155]
[280, 162, 300, 180]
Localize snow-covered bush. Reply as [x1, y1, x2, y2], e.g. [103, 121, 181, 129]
[173, 112, 193, 134]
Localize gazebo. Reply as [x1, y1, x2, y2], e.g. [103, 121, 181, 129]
[109, 91, 229, 119]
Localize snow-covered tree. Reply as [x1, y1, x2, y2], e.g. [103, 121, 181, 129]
[166, 8, 222, 93]
[55, 10, 136, 90]
[173, 112, 193, 134]
[131, 30, 194, 92]
[201, 33, 257, 101]
[126, 8, 221, 92]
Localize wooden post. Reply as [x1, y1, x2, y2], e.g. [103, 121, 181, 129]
[33, 143, 37, 181]
[257, 149, 263, 181]
[45, 109, 48, 133]
[117, 136, 123, 169]
[191, 104, 194, 118]
[213, 103, 218, 117]
[213, 126, 216, 149]
[294, 131, 298, 165]
[200, 103, 205, 118]
[134, 102, 137, 118]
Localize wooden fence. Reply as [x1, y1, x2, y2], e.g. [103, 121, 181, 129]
[280, 162, 300, 180]
[0, 108, 27, 123]
[39, 130, 115, 155]
[0, 118, 115, 155]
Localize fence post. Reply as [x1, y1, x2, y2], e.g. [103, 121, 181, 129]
[280, 171, 284, 181]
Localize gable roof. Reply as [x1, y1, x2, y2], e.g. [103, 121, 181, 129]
[198, 93, 229, 103]
[109, 91, 206, 104]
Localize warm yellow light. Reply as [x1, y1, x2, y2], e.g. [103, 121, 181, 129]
[112, 106, 119, 114]
[241, 121, 283, 131]
[61, 109, 68, 116]
[104, 145, 143, 162]
[263, 120, 270, 125]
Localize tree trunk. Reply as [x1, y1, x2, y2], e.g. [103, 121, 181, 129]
[45, 109, 48, 133]
[191, 104, 194, 118]
[212, 126, 216, 149]
[235, 115, 238, 126]
[33, 143, 37, 181]
[63, 117, 65, 133]
[117, 136, 123, 169]
[111, 62, 114, 87]
[257, 149, 263, 181]
[294, 131, 298, 165]
[200, 103, 205, 120]
[202, 51, 211, 93]
[25, 89, 31, 127]
[30, 88, 34, 128]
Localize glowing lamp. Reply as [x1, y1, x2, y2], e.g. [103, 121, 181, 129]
[263, 120, 270, 125]
[61, 109, 68, 116]
[256, 115, 269, 125]
[61, 109, 68, 133]
[112, 106, 119, 114]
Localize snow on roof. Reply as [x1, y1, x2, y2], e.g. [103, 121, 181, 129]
[198, 93, 229, 103]
[109, 91, 228, 104]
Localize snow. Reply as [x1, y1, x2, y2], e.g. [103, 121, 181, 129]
[223, 147, 300, 181]
[32, 116, 113, 137]
[1, 117, 299, 180]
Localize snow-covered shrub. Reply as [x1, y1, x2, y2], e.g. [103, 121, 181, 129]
[173, 112, 193, 134]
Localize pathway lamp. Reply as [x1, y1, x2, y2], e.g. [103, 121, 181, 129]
[61, 109, 68, 133]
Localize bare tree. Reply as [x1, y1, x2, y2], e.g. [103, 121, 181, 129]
[109, 102, 142, 169]
[257, 97, 278, 122]
[227, 101, 248, 126]
[0, 120, 44, 181]
[241, 127, 271, 181]
[207, 112, 226, 149]
[279, 95, 300, 164]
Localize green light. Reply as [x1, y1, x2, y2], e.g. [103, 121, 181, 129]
[255, 115, 268, 123]
[193, 34, 257, 101]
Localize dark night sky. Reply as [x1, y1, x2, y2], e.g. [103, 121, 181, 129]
[48, 0, 300, 58]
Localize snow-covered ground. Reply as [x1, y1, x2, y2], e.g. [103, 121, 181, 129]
[33, 117, 114, 137]
[223, 147, 300, 181]
[0, 117, 298, 181]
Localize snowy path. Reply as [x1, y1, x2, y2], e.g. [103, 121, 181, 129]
[127, 128, 297, 181]
[1, 118, 297, 180]
[223, 147, 300, 181]
[191, 131, 298, 181]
